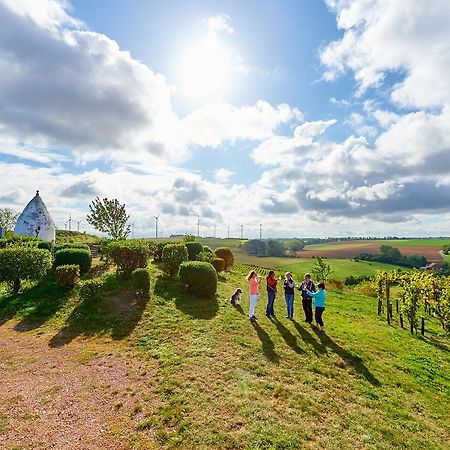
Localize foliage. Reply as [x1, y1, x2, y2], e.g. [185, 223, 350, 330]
[146, 240, 158, 257]
[55, 264, 80, 289]
[36, 241, 53, 252]
[0, 246, 52, 293]
[202, 245, 213, 254]
[153, 242, 169, 262]
[311, 256, 333, 281]
[54, 248, 92, 274]
[0, 208, 19, 231]
[185, 242, 204, 261]
[327, 277, 343, 290]
[178, 261, 218, 298]
[357, 245, 427, 268]
[196, 250, 215, 263]
[79, 278, 104, 301]
[266, 239, 286, 257]
[183, 234, 196, 243]
[212, 257, 225, 273]
[132, 268, 151, 297]
[287, 239, 305, 252]
[86, 197, 131, 239]
[0, 235, 39, 249]
[109, 240, 149, 278]
[162, 243, 189, 276]
[344, 274, 373, 286]
[54, 242, 90, 252]
[214, 247, 234, 271]
[442, 243, 450, 255]
[244, 239, 268, 256]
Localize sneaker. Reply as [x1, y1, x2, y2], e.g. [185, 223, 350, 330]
[251, 315, 258, 321]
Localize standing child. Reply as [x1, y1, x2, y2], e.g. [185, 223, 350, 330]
[246, 270, 261, 321]
[304, 282, 327, 332]
[283, 272, 295, 320]
[297, 273, 316, 324]
[266, 270, 278, 318]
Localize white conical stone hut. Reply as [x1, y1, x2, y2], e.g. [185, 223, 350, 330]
[14, 190, 56, 242]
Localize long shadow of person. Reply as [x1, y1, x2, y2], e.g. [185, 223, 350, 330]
[251, 320, 279, 364]
[233, 304, 245, 315]
[272, 317, 305, 355]
[292, 320, 326, 355]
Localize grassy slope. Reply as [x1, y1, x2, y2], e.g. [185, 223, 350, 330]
[306, 239, 450, 251]
[0, 263, 449, 449]
[235, 255, 403, 280]
[56, 229, 100, 243]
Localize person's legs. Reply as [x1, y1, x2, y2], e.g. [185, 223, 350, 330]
[266, 291, 275, 316]
[287, 294, 294, 319]
[306, 298, 313, 323]
[249, 294, 258, 318]
[285, 294, 290, 318]
[315, 307, 325, 330]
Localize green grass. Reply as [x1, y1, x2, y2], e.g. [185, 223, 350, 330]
[306, 238, 450, 251]
[236, 255, 403, 280]
[1, 263, 449, 449]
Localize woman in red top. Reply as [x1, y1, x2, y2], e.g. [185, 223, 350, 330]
[266, 270, 278, 317]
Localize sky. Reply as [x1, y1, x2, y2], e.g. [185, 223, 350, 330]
[1, 0, 450, 238]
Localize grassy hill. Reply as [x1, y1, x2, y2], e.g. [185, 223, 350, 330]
[56, 229, 100, 243]
[0, 262, 448, 448]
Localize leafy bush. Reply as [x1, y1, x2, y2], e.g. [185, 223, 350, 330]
[214, 247, 234, 271]
[185, 242, 204, 261]
[98, 238, 113, 263]
[153, 242, 169, 262]
[344, 274, 373, 286]
[196, 250, 215, 263]
[109, 240, 149, 278]
[54, 242, 90, 252]
[37, 241, 53, 252]
[162, 243, 189, 276]
[55, 264, 80, 289]
[327, 277, 343, 291]
[132, 268, 151, 296]
[311, 256, 333, 281]
[146, 240, 158, 257]
[357, 245, 427, 268]
[202, 245, 213, 254]
[79, 278, 104, 301]
[54, 248, 92, 274]
[267, 239, 286, 257]
[0, 235, 42, 249]
[0, 246, 52, 293]
[212, 257, 225, 273]
[179, 261, 218, 298]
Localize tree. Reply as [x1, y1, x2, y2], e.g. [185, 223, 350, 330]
[245, 239, 268, 256]
[267, 239, 286, 257]
[86, 197, 130, 239]
[311, 256, 333, 281]
[288, 239, 304, 252]
[0, 208, 19, 231]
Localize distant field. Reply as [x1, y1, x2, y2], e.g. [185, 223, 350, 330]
[302, 239, 449, 261]
[235, 255, 403, 280]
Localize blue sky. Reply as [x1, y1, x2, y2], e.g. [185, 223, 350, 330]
[1, 0, 450, 238]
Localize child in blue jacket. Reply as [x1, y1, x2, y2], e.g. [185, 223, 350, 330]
[304, 282, 327, 332]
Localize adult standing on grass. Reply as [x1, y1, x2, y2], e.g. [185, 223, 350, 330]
[266, 270, 278, 318]
[304, 282, 327, 333]
[298, 273, 315, 324]
[283, 272, 295, 320]
[247, 270, 261, 321]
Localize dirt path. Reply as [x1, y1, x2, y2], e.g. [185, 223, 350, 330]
[0, 324, 158, 450]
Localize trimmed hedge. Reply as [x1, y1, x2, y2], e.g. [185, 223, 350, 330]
[37, 241, 53, 252]
[0, 246, 52, 293]
[202, 245, 213, 254]
[132, 268, 151, 297]
[212, 257, 225, 273]
[153, 242, 168, 262]
[185, 242, 204, 261]
[178, 261, 218, 298]
[162, 243, 189, 276]
[214, 247, 234, 271]
[54, 248, 92, 274]
[55, 264, 80, 289]
[108, 240, 149, 278]
[79, 278, 103, 301]
[54, 242, 90, 252]
[196, 250, 215, 263]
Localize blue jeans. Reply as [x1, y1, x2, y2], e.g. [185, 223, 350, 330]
[285, 294, 294, 319]
[266, 291, 275, 316]
[315, 306, 325, 326]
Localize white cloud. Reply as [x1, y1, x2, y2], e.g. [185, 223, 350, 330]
[215, 168, 234, 183]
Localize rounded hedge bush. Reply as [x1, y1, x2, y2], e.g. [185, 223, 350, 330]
[132, 268, 151, 297]
[202, 245, 213, 254]
[109, 240, 149, 278]
[79, 278, 103, 301]
[214, 247, 234, 271]
[153, 242, 168, 262]
[55, 264, 80, 289]
[212, 257, 225, 273]
[185, 242, 203, 261]
[37, 241, 53, 252]
[178, 261, 218, 298]
[54, 248, 92, 274]
[162, 243, 189, 276]
[196, 250, 215, 263]
[0, 246, 52, 293]
[54, 242, 90, 252]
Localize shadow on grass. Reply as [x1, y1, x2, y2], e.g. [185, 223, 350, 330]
[0, 276, 71, 331]
[293, 320, 380, 386]
[154, 274, 219, 320]
[49, 277, 148, 347]
[251, 320, 280, 363]
[233, 304, 245, 315]
[272, 317, 305, 355]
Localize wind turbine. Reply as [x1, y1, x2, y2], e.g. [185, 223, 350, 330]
[154, 215, 159, 238]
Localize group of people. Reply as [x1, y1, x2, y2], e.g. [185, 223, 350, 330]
[246, 270, 327, 332]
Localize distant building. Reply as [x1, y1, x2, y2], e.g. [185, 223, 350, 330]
[14, 191, 56, 242]
[420, 263, 443, 271]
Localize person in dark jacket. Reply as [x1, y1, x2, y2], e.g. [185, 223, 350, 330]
[297, 273, 315, 323]
[283, 272, 295, 320]
[266, 270, 278, 317]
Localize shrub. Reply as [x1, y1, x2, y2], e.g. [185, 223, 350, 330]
[214, 247, 234, 271]
[36, 241, 53, 252]
[98, 238, 113, 263]
[0, 246, 52, 293]
[196, 250, 215, 263]
[132, 268, 151, 296]
[202, 245, 213, 254]
[153, 242, 168, 262]
[327, 277, 343, 291]
[0, 235, 39, 249]
[185, 242, 203, 261]
[162, 243, 189, 276]
[178, 261, 218, 298]
[146, 240, 158, 257]
[55, 264, 80, 289]
[109, 240, 149, 278]
[79, 278, 104, 301]
[54, 242, 90, 252]
[212, 257, 225, 273]
[54, 248, 92, 274]
[344, 275, 373, 286]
